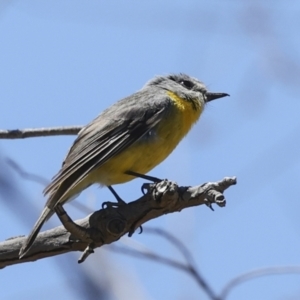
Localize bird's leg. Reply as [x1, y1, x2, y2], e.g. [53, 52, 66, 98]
[103, 186, 142, 234]
[125, 170, 163, 195]
[125, 170, 161, 183]
[108, 186, 126, 204]
[103, 171, 162, 232]
[124, 170, 162, 235]
[102, 185, 126, 209]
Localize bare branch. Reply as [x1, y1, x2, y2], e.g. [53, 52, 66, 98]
[110, 244, 218, 299]
[219, 265, 300, 300]
[0, 177, 236, 268]
[144, 227, 196, 266]
[0, 126, 83, 139]
[5, 158, 49, 186]
[131, 227, 218, 299]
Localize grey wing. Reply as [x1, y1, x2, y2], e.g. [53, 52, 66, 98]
[44, 94, 169, 206]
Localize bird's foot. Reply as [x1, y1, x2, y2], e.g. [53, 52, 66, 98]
[101, 200, 126, 209]
[103, 185, 127, 209]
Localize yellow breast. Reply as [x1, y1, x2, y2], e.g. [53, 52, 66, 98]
[166, 91, 202, 135]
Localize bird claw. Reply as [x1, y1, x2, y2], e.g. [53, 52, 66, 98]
[204, 199, 215, 211]
[102, 201, 125, 209]
[138, 225, 143, 234]
[141, 182, 152, 195]
[128, 225, 143, 237]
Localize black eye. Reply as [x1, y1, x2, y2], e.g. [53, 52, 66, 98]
[180, 80, 194, 90]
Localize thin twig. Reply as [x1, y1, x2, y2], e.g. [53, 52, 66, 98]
[110, 227, 218, 300]
[144, 227, 217, 298]
[5, 157, 94, 214]
[5, 158, 49, 186]
[143, 227, 196, 265]
[0, 126, 82, 139]
[219, 266, 300, 300]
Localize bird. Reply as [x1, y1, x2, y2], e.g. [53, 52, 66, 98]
[19, 73, 228, 258]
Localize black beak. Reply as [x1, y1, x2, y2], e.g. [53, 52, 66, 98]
[205, 92, 229, 102]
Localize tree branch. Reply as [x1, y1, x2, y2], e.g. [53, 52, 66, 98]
[0, 177, 236, 268]
[0, 126, 82, 139]
[219, 265, 300, 300]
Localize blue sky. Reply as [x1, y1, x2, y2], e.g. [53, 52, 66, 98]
[1, 1, 300, 299]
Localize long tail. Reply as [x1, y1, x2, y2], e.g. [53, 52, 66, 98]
[19, 206, 53, 258]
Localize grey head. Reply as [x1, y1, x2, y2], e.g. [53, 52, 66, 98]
[145, 73, 229, 103]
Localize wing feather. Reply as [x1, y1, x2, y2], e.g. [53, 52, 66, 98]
[44, 96, 169, 206]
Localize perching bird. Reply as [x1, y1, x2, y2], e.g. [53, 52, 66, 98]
[19, 73, 228, 258]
